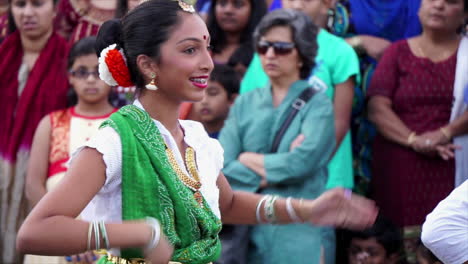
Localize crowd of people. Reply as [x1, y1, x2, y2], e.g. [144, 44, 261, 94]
[0, 0, 467, 264]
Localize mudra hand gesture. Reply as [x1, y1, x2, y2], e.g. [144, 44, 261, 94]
[300, 188, 378, 230]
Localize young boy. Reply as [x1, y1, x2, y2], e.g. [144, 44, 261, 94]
[193, 64, 239, 138]
[344, 215, 405, 264]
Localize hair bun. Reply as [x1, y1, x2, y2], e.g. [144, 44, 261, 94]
[95, 19, 124, 57]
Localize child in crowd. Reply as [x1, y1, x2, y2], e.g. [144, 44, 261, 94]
[192, 64, 239, 139]
[24, 36, 116, 263]
[345, 215, 405, 264]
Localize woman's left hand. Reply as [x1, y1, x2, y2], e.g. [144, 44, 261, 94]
[300, 189, 378, 230]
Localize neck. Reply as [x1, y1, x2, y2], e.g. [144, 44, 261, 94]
[225, 32, 241, 45]
[21, 30, 53, 54]
[203, 119, 224, 135]
[420, 28, 460, 45]
[139, 91, 182, 140]
[270, 74, 300, 106]
[74, 100, 114, 117]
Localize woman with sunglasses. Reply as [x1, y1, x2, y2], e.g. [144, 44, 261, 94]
[219, 9, 336, 264]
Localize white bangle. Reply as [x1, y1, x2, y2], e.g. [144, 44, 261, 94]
[286, 197, 302, 223]
[93, 221, 100, 250]
[144, 217, 161, 254]
[256, 196, 269, 224]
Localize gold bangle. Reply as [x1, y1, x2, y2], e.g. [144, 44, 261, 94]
[440, 127, 452, 140]
[407, 132, 417, 145]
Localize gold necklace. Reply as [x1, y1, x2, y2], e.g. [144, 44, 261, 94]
[165, 146, 204, 207]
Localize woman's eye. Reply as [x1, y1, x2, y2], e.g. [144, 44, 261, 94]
[207, 45, 213, 52]
[184, 47, 196, 54]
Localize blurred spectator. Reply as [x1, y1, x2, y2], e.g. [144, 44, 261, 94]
[0, 0, 70, 263]
[54, 0, 116, 43]
[330, 0, 422, 194]
[207, 0, 266, 64]
[0, 0, 7, 15]
[421, 180, 468, 264]
[192, 64, 239, 139]
[23, 36, 116, 264]
[242, 0, 358, 190]
[219, 9, 335, 264]
[227, 41, 253, 79]
[343, 215, 405, 264]
[367, 0, 468, 262]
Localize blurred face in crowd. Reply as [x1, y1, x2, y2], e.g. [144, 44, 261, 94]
[348, 238, 398, 264]
[418, 0, 467, 32]
[258, 25, 301, 81]
[281, 0, 323, 20]
[215, 0, 251, 34]
[193, 80, 234, 126]
[11, 0, 55, 39]
[69, 54, 112, 105]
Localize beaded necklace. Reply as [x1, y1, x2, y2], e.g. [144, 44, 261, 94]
[165, 146, 204, 207]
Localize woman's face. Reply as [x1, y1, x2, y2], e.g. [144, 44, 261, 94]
[258, 26, 301, 81]
[11, 0, 55, 39]
[154, 13, 214, 103]
[69, 54, 112, 105]
[215, 0, 251, 34]
[348, 238, 392, 264]
[419, 0, 466, 32]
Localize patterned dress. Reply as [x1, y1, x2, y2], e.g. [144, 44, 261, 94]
[23, 107, 115, 264]
[367, 40, 455, 228]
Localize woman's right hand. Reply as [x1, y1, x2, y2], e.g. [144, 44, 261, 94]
[145, 233, 174, 264]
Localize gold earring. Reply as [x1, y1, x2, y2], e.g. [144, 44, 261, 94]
[145, 73, 158, 91]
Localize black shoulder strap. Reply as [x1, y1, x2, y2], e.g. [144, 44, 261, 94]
[270, 87, 317, 153]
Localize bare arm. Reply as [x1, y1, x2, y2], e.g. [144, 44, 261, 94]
[25, 116, 51, 208]
[17, 148, 173, 262]
[333, 78, 355, 150]
[368, 95, 412, 147]
[217, 172, 378, 229]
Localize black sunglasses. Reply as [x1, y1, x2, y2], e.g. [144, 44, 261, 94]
[256, 40, 295, 55]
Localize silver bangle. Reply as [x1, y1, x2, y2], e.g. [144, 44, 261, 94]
[264, 196, 278, 224]
[286, 197, 302, 223]
[87, 222, 93, 251]
[256, 196, 269, 224]
[93, 221, 100, 250]
[144, 217, 161, 254]
[99, 221, 110, 249]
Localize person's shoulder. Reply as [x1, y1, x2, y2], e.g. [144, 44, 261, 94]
[319, 30, 350, 48]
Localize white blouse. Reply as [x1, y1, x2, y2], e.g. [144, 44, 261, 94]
[72, 100, 223, 227]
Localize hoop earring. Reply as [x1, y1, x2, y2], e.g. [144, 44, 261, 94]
[146, 73, 158, 91]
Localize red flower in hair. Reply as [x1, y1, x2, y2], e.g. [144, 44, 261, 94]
[104, 49, 133, 87]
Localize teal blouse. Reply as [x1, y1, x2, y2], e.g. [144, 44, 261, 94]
[219, 80, 335, 264]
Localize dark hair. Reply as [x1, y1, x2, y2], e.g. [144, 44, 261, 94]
[227, 42, 254, 68]
[345, 215, 404, 258]
[96, 0, 183, 89]
[67, 36, 98, 106]
[210, 64, 239, 98]
[7, 0, 59, 33]
[115, 0, 129, 18]
[253, 9, 318, 80]
[207, 0, 267, 54]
